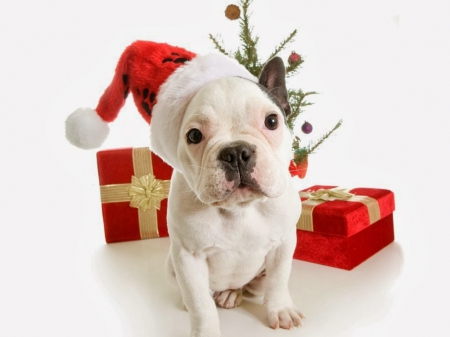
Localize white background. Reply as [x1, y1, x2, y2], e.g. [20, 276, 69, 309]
[1, 0, 450, 336]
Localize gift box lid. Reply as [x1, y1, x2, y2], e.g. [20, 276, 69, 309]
[299, 185, 395, 237]
[97, 147, 172, 186]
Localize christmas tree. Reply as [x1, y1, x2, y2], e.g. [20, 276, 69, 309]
[209, 0, 342, 178]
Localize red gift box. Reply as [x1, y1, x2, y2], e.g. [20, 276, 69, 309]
[97, 147, 173, 243]
[293, 185, 395, 270]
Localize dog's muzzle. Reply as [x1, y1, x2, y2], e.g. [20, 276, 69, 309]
[218, 141, 260, 191]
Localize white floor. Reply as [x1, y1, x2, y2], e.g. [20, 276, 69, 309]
[2, 0, 450, 336]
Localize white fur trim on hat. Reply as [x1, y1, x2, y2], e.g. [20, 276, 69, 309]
[65, 107, 110, 149]
[150, 52, 257, 170]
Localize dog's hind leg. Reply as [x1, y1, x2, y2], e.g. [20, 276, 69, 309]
[243, 270, 266, 297]
[213, 288, 243, 309]
[213, 269, 266, 309]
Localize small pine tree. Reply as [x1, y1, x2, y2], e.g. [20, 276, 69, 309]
[210, 0, 342, 176]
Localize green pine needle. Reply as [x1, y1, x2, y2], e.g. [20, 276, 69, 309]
[287, 90, 319, 130]
[266, 29, 297, 62]
[286, 59, 304, 77]
[293, 120, 343, 164]
[208, 34, 230, 56]
[238, 0, 261, 74]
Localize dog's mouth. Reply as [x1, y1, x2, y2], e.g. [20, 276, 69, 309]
[210, 178, 265, 207]
[232, 172, 263, 192]
[236, 182, 259, 192]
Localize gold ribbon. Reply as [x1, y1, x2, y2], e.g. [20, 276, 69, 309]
[297, 187, 381, 232]
[128, 175, 170, 211]
[306, 187, 354, 201]
[100, 148, 170, 239]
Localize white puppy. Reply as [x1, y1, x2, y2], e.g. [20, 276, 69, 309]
[64, 41, 303, 337]
[152, 57, 303, 337]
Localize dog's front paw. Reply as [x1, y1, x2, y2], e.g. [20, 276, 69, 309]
[266, 302, 304, 330]
[190, 326, 221, 337]
[191, 332, 220, 337]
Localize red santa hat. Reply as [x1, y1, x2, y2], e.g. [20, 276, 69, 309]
[65, 40, 257, 154]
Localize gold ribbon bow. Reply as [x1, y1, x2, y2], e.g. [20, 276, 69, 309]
[128, 174, 170, 211]
[100, 148, 171, 239]
[307, 187, 354, 201]
[298, 187, 381, 232]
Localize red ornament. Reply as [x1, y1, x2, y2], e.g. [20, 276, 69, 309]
[289, 158, 308, 179]
[301, 121, 313, 134]
[288, 51, 301, 65]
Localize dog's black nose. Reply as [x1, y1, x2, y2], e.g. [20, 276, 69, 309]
[219, 142, 255, 172]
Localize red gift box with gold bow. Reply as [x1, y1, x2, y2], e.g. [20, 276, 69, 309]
[97, 147, 173, 243]
[293, 186, 395, 270]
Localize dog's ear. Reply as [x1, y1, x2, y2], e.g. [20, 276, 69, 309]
[259, 57, 291, 117]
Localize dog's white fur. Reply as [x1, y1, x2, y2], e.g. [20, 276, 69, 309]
[150, 62, 302, 337]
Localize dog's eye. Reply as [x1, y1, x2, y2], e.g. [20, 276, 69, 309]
[187, 128, 203, 144]
[264, 114, 279, 130]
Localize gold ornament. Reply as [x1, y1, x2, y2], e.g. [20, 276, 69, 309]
[225, 4, 241, 20]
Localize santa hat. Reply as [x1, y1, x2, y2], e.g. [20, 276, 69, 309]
[65, 40, 257, 157]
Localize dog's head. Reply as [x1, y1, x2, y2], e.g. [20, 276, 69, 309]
[152, 57, 293, 208]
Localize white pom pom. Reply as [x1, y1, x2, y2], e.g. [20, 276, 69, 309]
[65, 107, 109, 149]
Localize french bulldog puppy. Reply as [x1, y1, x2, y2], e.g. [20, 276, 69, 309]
[153, 57, 303, 337]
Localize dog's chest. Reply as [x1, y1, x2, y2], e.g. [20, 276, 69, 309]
[202, 210, 280, 291]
